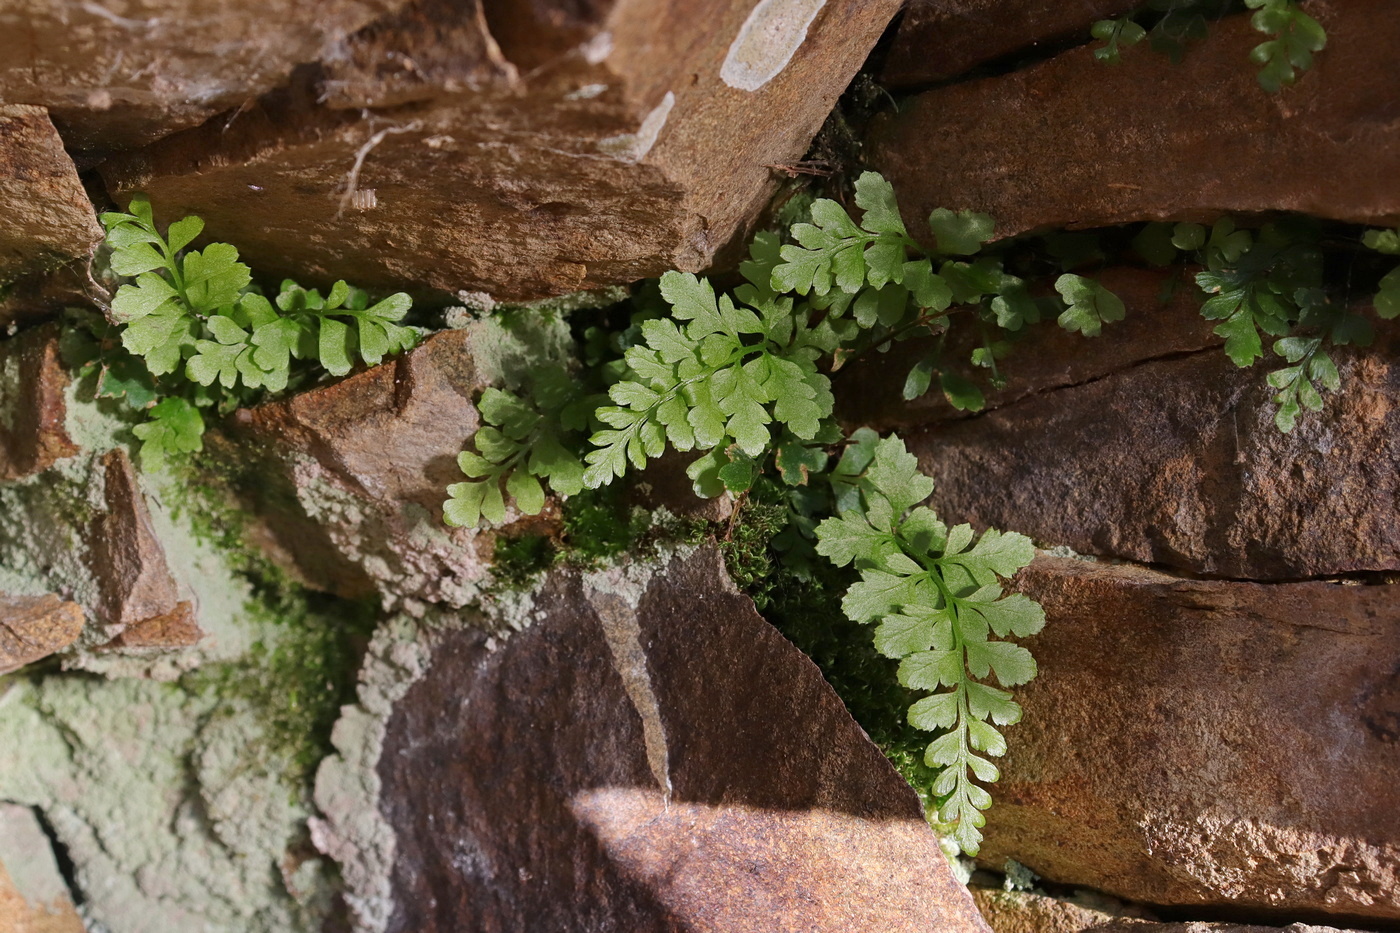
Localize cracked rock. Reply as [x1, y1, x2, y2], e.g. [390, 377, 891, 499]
[908, 328, 1400, 580]
[102, 0, 899, 300]
[314, 547, 988, 933]
[982, 557, 1400, 920]
[869, 0, 1400, 242]
[0, 803, 85, 933]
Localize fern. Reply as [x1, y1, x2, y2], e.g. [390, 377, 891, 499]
[92, 196, 417, 467]
[1093, 0, 1325, 89]
[815, 435, 1041, 855]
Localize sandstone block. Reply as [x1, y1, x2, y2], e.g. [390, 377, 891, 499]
[909, 332, 1400, 580]
[869, 1, 1400, 242]
[103, 0, 900, 300]
[972, 888, 1365, 933]
[981, 557, 1400, 920]
[0, 107, 102, 284]
[0, 325, 79, 481]
[313, 548, 990, 932]
[0, 593, 83, 675]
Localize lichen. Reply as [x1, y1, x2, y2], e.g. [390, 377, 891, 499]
[0, 676, 333, 933]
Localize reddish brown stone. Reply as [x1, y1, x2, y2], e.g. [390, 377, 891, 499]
[0, 804, 86, 933]
[367, 548, 989, 932]
[0, 325, 79, 481]
[0, 0, 405, 151]
[882, 0, 1138, 88]
[0, 593, 83, 674]
[982, 557, 1400, 920]
[971, 888, 1362, 933]
[86, 449, 197, 641]
[228, 328, 488, 603]
[100, 602, 202, 650]
[102, 0, 900, 300]
[908, 329, 1400, 580]
[0, 106, 101, 284]
[869, 1, 1400, 242]
[837, 266, 1219, 431]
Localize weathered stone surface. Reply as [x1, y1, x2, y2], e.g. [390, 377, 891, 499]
[909, 330, 1400, 580]
[882, 0, 1137, 88]
[0, 0, 405, 151]
[0, 593, 83, 674]
[981, 557, 1400, 919]
[971, 888, 1361, 933]
[228, 327, 490, 606]
[0, 803, 85, 933]
[838, 267, 1218, 431]
[86, 448, 203, 647]
[869, 1, 1400, 242]
[313, 548, 989, 933]
[103, 0, 900, 300]
[0, 107, 101, 285]
[0, 325, 79, 481]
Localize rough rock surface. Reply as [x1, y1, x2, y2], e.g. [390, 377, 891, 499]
[981, 557, 1400, 919]
[0, 325, 79, 481]
[313, 547, 989, 933]
[869, 1, 1400, 241]
[228, 326, 491, 607]
[0, 593, 83, 674]
[0, 0, 405, 151]
[837, 267, 1219, 430]
[882, 0, 1138, 88]
[103, 0, 900, 300]
[0, 803, 85, 933]
[971, 888, 1362, 933]
[0, 107, 101, 284]
[909, 331, 1400, 580]
[87, 449, 201, 646]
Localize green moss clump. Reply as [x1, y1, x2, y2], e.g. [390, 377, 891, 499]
[559, 486, 650, 567]
[491, 533, 557, 587]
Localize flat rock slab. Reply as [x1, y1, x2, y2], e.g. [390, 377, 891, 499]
[0, 0, 403, 151]
[972, 888, 1365, 933]
[0, 592, 83, 674]
[869, 0, 1400, 241]
[0, 107, 101, 284]
[0, 325, 79, 481]
[909, 333, 1400, 580]
[982, 557, 1400, 920]
[317, 547, 988, 933]
[103, 0, 898, 300]
[882, 0, 1138, 88]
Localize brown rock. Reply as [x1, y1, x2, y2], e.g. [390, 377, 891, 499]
[87, 448, 203, 644]
[331, 548, 990, 932]
[908, 331, 1400, 580]
[227, 327, 489, 604]
[0, 325, 80, 481]
[869, 1, 1400, 242]
[0, 593, 83, 674]
[981, 557, 1400, 920]
[882, 0, 1138, 88]
[0, 107, 102, 284]
[0, 0, 405, 151]
[972, 888, 1361, 933]
[837, 266, 1219, 431]
[0, 804, 85, 933]
[102, 0, 899, 300]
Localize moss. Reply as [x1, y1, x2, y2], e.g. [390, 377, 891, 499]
[491, 533, 557, 588]
[560, 486, 651, 567]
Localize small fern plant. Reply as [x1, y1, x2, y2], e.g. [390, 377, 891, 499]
[84, 196, 417, 467]
[443, 170, 1116, 852]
